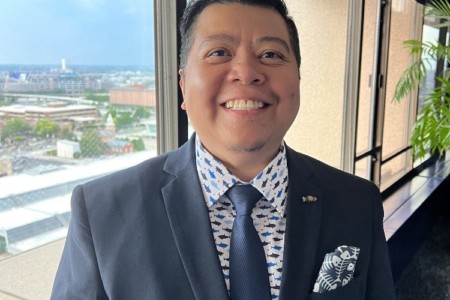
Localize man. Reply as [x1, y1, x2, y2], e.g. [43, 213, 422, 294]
[52, 0, 396, 299]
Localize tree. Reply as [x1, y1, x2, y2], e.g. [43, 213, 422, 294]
[107, 106, 118, 119]
[1, 118, 32, 140]
[133, 107, 151, 120]
[60, 126, 76, 140]
[131, 137, 146, 151]
[34, 119, 60, 138]
[84, 91, 110, 103]
[79, 128, 109, 157]
[115, 112, 133, 129]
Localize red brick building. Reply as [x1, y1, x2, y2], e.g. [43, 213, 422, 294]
[109, 85, 156, 107]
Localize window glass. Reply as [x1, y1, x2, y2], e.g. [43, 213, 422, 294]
[0, 1, 155, 298]
[382, 1, 418, 159]
[355, 156, 371, 180]
[417, 23, 439, 110]
[381, 150, 413, 190]
[356, 0, 378, 156]
[380, 1, 419, 187]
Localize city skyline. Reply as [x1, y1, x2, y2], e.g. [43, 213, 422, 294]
[0, 0, 155, 66]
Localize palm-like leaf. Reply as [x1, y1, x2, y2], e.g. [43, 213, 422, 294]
[393, 0, 450, 158]
[393, 41, 449, 101]
[411, 78, 450, 158]
[426, 0, 450, 27]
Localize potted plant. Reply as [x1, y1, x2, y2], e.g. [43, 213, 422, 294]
[394, 0, 450, 158]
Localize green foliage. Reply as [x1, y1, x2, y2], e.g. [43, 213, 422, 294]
[79, 128, 109, 157]
[1, 118, 32, 140]
[84, 91, 109, 103]
[133, 107, 151, 120]
[46, 149, 57, 156]
[426, 0, 450, 27]
[60, 126, 76, 140]
[34, 119, 60, 138]
[393, 40, 449, 101]
[131, 138, 146, 151]
[13, 136, 26, 142]
[411, 77, 450, 158]
[108, 106, 118, 118]
[115, 112, 133, 129]
[0, 97, 13, 106]
[393, 0, 450, 158]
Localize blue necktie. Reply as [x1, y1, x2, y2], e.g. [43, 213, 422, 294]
[226, 184, 271, 300]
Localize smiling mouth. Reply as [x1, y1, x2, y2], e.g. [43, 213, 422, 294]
[224, 100, 266, 110]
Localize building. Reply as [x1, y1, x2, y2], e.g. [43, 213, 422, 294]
[109, 85, 156, 107]
[0, 103, 98, 122]
[108, 140, 133, 154]
[57, 140, 80, 159]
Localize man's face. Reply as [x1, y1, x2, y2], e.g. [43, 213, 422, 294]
[179, 3, 300, 164]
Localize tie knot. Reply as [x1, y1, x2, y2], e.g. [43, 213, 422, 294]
[226, 184, 262, 216]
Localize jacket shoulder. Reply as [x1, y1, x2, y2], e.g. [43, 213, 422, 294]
[288, 148, 379, 195]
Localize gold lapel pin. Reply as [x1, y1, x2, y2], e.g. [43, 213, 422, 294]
[302, 195, 318, 203]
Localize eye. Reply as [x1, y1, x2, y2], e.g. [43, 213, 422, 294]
[208, 49, 229, 57]
[261, 51, 283, 59]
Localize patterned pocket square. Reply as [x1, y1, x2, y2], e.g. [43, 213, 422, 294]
[313, 245, 360, 293]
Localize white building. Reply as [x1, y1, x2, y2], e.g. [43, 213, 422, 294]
[57, 140, 80, 158]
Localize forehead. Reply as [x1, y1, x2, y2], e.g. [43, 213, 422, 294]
[191, 3, 290, 42]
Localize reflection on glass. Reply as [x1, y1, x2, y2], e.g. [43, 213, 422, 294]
[379, 1, 420, 190]
[417, 24, 439, 110]
[356, 0, 378, 155]
[382, 1, 417, 160]
[0, 0, 155, 258]
[380, 150, 412, 191]
[355, 156, 371, 180]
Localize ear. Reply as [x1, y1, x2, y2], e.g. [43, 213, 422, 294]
[178, 69, 185, 93]
[179, 69, 187, 111]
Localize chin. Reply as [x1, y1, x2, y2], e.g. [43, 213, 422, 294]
[226, 141, 265, 153]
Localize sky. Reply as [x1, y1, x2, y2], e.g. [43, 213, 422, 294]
[0, 0, 155, 66]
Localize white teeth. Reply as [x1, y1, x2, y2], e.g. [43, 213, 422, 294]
[225, 100, 265, 110]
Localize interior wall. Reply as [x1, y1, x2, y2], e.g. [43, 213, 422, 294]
[284, 0, 349, 168]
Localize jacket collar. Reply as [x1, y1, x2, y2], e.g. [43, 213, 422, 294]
[279, 146, 323, 299]
[163, 137, 324, 299]
[162, 135, 229, 300]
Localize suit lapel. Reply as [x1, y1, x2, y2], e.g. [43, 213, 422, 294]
[162, 137, 229, 300]
[279, 148, 323, 299]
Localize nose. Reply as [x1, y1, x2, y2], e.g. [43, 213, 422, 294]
[227, 55, 265, 85]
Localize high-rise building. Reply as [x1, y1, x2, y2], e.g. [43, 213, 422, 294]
[61, 58, 66, 71]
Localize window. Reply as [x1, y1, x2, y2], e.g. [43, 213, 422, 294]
[0, 0, 438, 298]
[353, 0, 424, 189]
[379, 1, 420, 190]
[0, 1, 156, 298]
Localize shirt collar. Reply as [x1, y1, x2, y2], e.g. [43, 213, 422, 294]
[195, 136, 288, 216]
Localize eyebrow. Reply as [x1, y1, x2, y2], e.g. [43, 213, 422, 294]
[257, 36, 291, 53]
[200, 34, 236, 47]
[199, 34, 290, 53]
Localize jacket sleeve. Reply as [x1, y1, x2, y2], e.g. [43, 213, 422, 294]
[51, 185, 108, 300]
[366, 188, 396, 299]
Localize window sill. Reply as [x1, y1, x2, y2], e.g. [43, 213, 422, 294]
[383, 153, 450, 241]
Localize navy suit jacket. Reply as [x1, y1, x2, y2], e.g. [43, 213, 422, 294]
[51, 136, 396, 299]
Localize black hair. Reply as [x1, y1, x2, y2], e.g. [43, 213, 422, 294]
[179, 0, 301, 70]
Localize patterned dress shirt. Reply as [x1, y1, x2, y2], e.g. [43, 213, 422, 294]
[195, 137, 288, 299]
